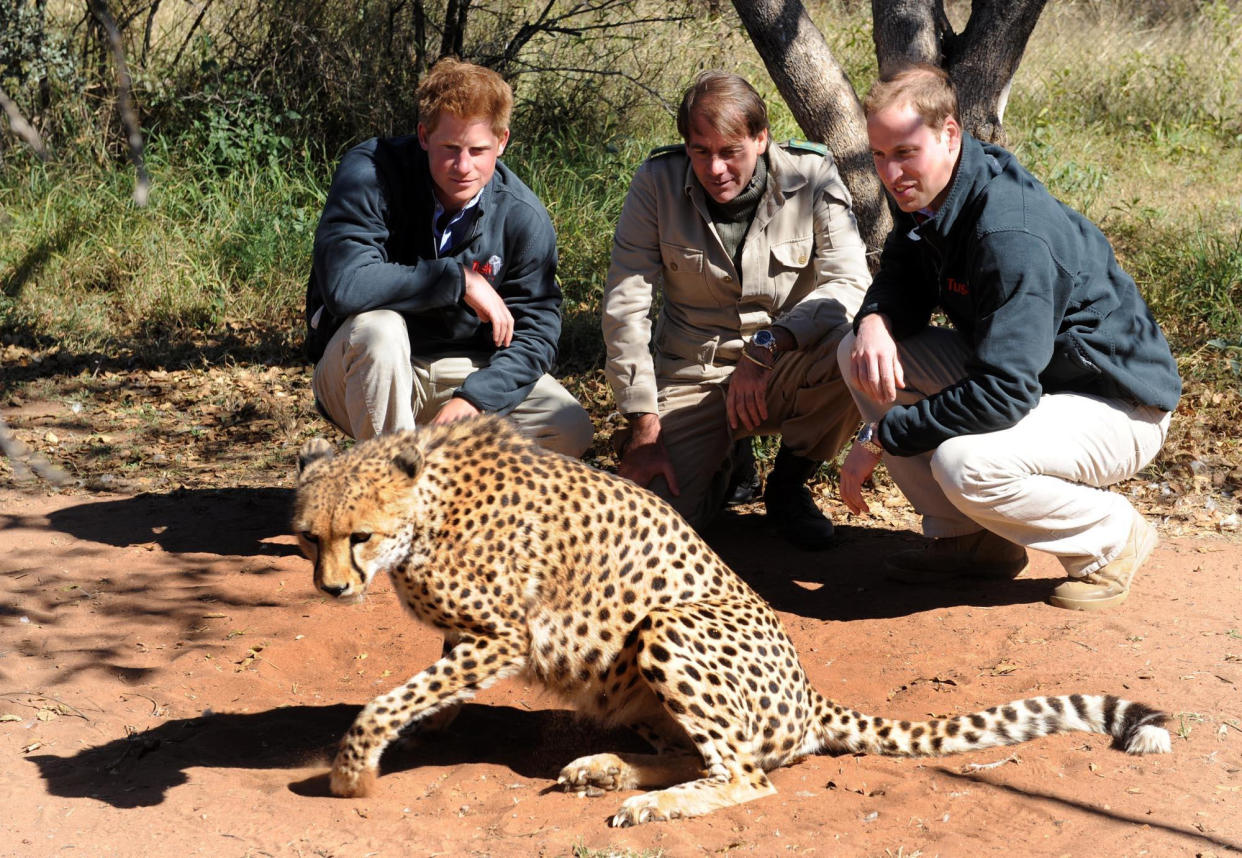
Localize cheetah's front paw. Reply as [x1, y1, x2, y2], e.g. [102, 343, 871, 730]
[557, 753, 636, 796]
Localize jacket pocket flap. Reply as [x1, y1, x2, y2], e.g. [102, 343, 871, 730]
[770, 236, 813, 268]
[660, 242, 704, 273]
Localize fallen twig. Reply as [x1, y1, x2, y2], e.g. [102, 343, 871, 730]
[962, 753, 1021, 772]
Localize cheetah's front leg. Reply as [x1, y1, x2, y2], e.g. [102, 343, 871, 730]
[330, 634, 526, 797]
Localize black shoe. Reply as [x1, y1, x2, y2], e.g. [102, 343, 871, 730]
[763, 446, 834, 550]
[725, 440, 760, 506]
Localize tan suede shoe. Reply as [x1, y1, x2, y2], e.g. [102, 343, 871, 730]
[1048, 514, 1158, 611]
[885, 529, 1029, 583]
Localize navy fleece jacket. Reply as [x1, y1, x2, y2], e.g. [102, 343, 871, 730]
[305, 135, 562, 416]
[855, 132, 1181, 458]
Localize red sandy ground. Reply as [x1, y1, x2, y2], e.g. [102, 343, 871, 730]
[1, 484, 1240, 858]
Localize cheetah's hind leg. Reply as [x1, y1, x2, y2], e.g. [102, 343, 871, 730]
[609, 762, 776, 826]
[606, 601, 781, 826]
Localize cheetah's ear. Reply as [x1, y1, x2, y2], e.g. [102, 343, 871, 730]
[391, 448, 423, 480]
[297, 437, 335, 478]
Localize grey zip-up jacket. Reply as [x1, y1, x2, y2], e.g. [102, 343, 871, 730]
[603, 140, 871, 415]
[856, 132, 1181, 457]
[305, 135, 562, 415]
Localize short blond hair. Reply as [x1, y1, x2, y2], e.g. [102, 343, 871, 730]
[416, 58, 512, 136]
[864, 63, 958, 132]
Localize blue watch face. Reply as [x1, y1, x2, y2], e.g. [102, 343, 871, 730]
[753, 329, 776, 350]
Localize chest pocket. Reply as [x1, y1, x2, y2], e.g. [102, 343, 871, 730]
[769, 236, 813, 271]
[660, 241, 711, 304]
[661, 241, 704, 274]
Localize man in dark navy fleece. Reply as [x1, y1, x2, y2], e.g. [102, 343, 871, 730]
[305, 58, 592, 456]
[837, 64, 1181, 612]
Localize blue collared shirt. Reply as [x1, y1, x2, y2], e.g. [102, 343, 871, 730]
[432, 191, 483, 256]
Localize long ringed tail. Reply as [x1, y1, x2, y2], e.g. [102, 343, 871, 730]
[813, 693, 1171, 757]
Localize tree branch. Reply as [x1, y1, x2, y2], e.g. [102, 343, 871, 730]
[89, 0, 150, 206]
[0, 84, 48, 159]
[732, 0, 891, 261]
[871, 0, 952, 73]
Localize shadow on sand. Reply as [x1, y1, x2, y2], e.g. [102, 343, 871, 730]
[45, 487, 299, 559]
[26, 702, 647, 809]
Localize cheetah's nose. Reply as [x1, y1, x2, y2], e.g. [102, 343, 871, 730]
[320, 582, 349, 598]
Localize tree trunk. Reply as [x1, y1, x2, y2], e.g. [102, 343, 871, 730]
[732, 0, 892, 263]
[870, 0, 951, 72]
[871, 0, 1046, 145]
[945, 0, 1045, 144]
[738, 0, 1048, 255]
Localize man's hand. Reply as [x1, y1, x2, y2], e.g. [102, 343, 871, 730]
[839, 442, 881, 515]
[849, 313, 905, 404]
[462, 266, 514, 348]
[618, 413, 680, 496]
[726, 355, 770, 433]
[432, 396, 481, 425]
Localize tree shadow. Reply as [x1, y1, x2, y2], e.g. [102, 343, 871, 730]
[3, 220, 81, 302]
[2, 488, 303, 685]
[45, 487, 298, 559]
[0, 329, 306, 393]
[26, 702, 646, 809]
[702, 511, 1056, 621]
[932, 767, 1242, 854]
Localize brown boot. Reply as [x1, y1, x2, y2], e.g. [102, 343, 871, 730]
[886, 529, 1029, 583]
[1048, 514, 1157, 611]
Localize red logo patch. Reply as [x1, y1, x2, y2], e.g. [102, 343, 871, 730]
[946, 277, 969, 296]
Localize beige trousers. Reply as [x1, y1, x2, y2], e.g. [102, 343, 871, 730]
[837, 326, 1171, 576]
[312, 310, 594, 457]
[635, 320, 859, 528]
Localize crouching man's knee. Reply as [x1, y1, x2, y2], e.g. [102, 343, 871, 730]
[539, 402, 594, 458]
[929, 436, 1010, 512]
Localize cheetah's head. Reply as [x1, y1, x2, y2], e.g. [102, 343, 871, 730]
[291, 434, 425, 604]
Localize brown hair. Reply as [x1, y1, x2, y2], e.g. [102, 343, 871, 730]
[416, 57, 512, 136]
[863, 63, 958, 131]
[676, 70, 768, 141]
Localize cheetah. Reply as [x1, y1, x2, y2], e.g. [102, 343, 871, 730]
[292, 416, 1170, 827]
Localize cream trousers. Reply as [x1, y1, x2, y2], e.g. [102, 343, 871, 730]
[312, 310, 593, 457]
[838, 326, 1170, 576]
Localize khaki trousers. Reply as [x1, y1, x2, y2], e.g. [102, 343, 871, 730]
[312, 310, 594, 457]
[637, 320, 859, 528]
[837, 326, 1171, 576]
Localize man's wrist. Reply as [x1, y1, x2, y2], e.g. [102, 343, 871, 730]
[858, 312, 893, 336]
[626, 412, 661, 447]
[856, 421, 885, 458]
[770, 324, 797, 352]
[740, 345, 775, 370]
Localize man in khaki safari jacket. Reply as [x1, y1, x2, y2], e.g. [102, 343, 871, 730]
[603, 70, 871, 548]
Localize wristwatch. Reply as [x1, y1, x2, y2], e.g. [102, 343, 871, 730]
[751, 328, 779, 358]
[856, 422, 885, 457]
[741, 329, 779, 370]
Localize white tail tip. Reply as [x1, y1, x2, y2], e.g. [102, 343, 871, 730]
[1126, 724, 1172, 755]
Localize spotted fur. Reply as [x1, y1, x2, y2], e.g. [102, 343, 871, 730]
[292, 416, 1171, 827]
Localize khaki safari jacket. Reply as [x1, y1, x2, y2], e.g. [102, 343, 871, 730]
[603, 140, 872, 416]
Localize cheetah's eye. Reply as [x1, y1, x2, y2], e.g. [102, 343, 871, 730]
[300, 531, 319, 544]
[350, 532, 372, 545]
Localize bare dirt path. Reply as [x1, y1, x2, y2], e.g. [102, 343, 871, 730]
[2, 481, 1240, 858]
